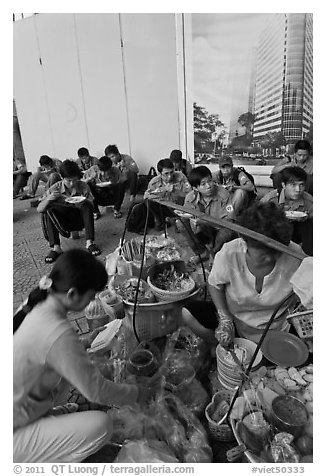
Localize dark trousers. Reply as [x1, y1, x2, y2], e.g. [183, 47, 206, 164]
[181, 220, 235, 255]
[122, 171, 138, 197]
[147, 199, 181, 226]
[13, 172, 31, 195]
[41, 201, 95, 246]
[89, 183, 125, 212]
[291, 218, 313, 256]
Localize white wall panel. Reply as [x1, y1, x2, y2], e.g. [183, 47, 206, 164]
[35, 14, 87, 160]
[120, 14, 180, 172]
[74, 14, 129, 158]
[13, 17, 54, 172]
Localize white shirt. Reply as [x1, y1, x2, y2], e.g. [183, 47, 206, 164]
[208, 238, 302, 343]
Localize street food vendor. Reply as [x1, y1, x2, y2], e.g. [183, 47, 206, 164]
[13, 249, 151, 463]
[181, 202, 304, 346]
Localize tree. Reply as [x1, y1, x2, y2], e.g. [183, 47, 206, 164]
[238, 112, 255, 135]
[193, 102, 224, 153]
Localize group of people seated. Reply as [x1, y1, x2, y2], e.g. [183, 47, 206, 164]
[15, 139, 313, 264]
[128, 139, 313, 260]
[15, 145, 141, 263]
[13, 140, 313, 464]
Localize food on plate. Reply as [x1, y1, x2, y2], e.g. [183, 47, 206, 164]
[285, 210, 307, 219]
[114, 277, 154, 303]
[270, 432, 300, 463]
[142, 235, 174, 249]
[65, 196, 86, 204]
[152, 264, 194, 292]
[156, 246, 181, 262]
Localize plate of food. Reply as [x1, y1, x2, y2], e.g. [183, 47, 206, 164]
[65, 196, 86, 204]
[261, 330, 309, 367]
[173, 209, 194, 219]
[285, 210, 308, 220]
[140, 235, 175, 249]
[96, 181, 113, 187]
[113, 276, 155, 304]
[156, 246, 182, 262]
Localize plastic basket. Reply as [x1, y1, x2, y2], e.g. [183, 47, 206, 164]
[147, 275, 195, 302]
[287, 310, 313, 339]
[205, 390, 235, 442]
[123, 303, 180, 341]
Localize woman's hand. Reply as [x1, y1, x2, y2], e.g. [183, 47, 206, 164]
[215, 318, 234, 348]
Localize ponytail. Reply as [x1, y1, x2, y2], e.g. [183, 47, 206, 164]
[13, 250, 107, 334]
[13, 276, 52, 334]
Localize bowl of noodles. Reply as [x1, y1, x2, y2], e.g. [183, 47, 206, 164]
[147, 261, 196, 302]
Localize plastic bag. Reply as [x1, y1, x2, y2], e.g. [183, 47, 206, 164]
[109, 404, 148, 444]
[175, 377, 209, 417]
[148, 394, 212, 463]
[105, 246, 121, 276]
[172, 326, 210, 372]
[114, 439, 178, 463]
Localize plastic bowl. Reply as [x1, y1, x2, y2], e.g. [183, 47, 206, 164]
[270, 395, 308, 437]
[147, 260, 195, 302]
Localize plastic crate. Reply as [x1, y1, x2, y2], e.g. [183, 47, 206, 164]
[287, 310, 313, 339]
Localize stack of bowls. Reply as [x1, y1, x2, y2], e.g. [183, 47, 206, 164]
[216, 338, 263, 390]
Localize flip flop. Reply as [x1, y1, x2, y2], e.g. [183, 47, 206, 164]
[87, 243, 101, 256]
[45, 250, 62, 263]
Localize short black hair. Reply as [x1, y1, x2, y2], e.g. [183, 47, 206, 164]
[238, 201, 292, 249]
[170, 149, 182, 163]
[188, 166, 212, 188]
[294, 140, 312, 154]
[157, 158, 174, 173]
[39, 155, 53, 167]
[77, 147, 89, 157]
[281, 166, 307, 185]
[98, 156, 112, 171]
[104, 144, 119, 156]
[59, 160, 82, 179]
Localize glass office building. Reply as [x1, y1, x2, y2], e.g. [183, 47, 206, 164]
[253, 13, 313, 146]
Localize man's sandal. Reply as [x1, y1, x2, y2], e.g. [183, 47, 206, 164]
[45, 250, 62, 264]
[87, 243, 101, 256]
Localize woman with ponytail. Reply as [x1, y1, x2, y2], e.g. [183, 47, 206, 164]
[13, 249, 150, 463]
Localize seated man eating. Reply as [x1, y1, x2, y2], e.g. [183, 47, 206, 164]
[104, 144, 139, 202]
[183, 166, 236, 263]
[261, 166, 313, 256]
[144, 158, 191, 230]
[37, 160, 101, 263]
[21, 155, 62, 200]
[83, 156, 125, 220]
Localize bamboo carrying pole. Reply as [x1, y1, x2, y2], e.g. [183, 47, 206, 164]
[152, 199, 306, 261]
